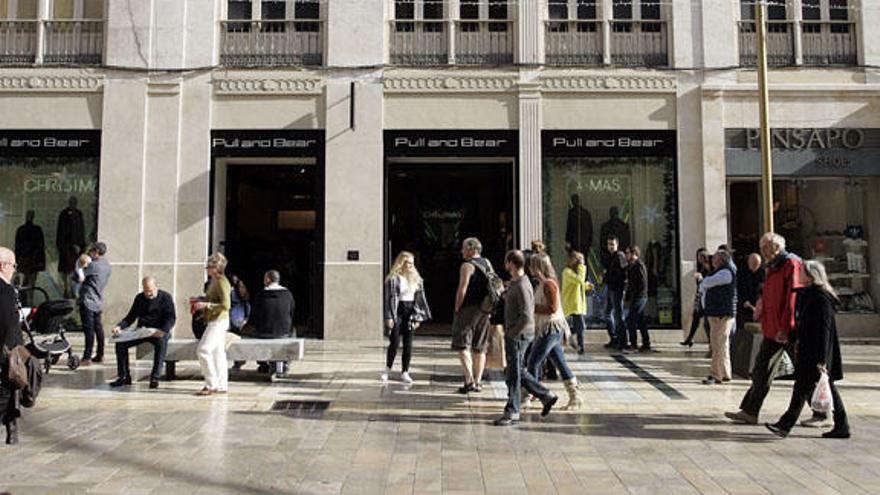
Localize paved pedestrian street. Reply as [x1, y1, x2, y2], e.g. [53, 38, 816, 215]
[2, 337, 880, 495]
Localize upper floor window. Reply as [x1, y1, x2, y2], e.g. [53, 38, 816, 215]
[226, 0, 320, 31]
[802, 0, 849, 22]
[1, 0, 37, 19]
[393, 0, 443, 32]
[53, 0, 103, 19]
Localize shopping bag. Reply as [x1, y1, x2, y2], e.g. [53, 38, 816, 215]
[767, 347, 795, 382]
[810, 370, 834, 414]
[485, 325, 507, 370]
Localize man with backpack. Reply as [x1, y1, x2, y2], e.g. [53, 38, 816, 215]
[452, 237, 503, 394]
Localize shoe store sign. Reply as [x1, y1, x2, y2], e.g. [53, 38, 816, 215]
[0, 130, 101, 157]
[211, 130, 324, 157]
[726, 128, 880, 176]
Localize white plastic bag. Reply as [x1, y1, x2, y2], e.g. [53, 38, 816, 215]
[810, 370, 834, 414]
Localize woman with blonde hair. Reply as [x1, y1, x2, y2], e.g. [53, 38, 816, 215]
[192, 253, 232, 396]
[562, 250, 593, 354]
[383, 252, 431, 383]
[527, 253, 583, 411]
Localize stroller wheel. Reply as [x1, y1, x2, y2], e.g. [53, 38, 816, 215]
[51, 354, 61, 365]
[43, 359, 52, 374]
[68, 355, 81, 370]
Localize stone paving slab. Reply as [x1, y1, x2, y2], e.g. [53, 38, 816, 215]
[1, 337, 880, 494]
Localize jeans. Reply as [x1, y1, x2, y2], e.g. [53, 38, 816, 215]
[604, 289, 624, 347]
[739, 337, 786, 417]
[503, 335, 550, 419]
[568, 314, 586, 352]
[527, 331, 575, 381]
[386, 302, 414, 372]
[80, 306, 104, 360]
[626, 296, 650, 348]
[198, 319, 230, 391]
[115, 334, 169, 382]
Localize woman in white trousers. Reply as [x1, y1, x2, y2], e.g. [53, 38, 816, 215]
[193, 253, 232, 396]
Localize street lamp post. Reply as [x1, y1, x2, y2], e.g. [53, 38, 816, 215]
[756, 0, 774, 233]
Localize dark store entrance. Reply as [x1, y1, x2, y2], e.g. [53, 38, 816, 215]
[387, 162, 515, 328]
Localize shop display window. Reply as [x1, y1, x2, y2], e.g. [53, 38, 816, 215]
[0, 156, 100, 301]
[543, 156, 680, 327]
[774, 178, 876, 314]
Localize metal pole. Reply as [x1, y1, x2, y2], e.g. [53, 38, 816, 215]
[756, 0, 774, 233]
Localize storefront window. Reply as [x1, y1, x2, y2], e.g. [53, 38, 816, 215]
[0, 156, 100, 301]
[774, 178, 875, 313]
[543, 155, 680, 327]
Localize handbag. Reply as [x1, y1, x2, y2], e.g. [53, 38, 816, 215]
[485, 325, 507, 369]
[2, 345, 31, 389]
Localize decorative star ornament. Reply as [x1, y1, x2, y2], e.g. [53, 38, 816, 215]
[639, 204, 662, 225]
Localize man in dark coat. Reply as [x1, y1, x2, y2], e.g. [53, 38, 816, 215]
[14, 210, 45, 305]
[0, 246, 24, 444]
[565, 194, 593, 255]
[600, 207, 631, 251]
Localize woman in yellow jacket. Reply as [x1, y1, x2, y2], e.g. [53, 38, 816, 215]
[562, 251, 593, 354]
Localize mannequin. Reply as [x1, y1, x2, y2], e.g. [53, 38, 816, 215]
[565, 194, 593, 256]
[56, 196, 85, 298]
[15, 210, 46, 305]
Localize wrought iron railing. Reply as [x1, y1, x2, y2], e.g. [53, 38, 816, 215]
[220, 20, 323, 66]
[738, 20, 795, 67]
[801, 21, 857, 66]
[43, 20, 103, 64]
[0, 20, 38, 64]
[609, 20, 668, 67]
[544, 21, 602, 65]
[455, 20, 514, 65]
[390, 20, 448, 65]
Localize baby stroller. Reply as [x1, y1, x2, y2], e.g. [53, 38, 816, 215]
[18, 288, 80, 373]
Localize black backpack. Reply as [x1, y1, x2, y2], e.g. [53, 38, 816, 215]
[470, 260, 505, 314]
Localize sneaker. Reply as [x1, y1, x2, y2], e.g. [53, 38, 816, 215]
[725, 410, 758, 425]
[638, 345, 653, 353]
[149, 380, 159, 389]
[800, 413, 831, 428]
[493, 416, 519, 426]
[400, 372, 413, 384]
[701, 376, 721, 385]
[380, 368, 390, 383]
[92, 356, 104, 364]
[80, 359, 92, 367]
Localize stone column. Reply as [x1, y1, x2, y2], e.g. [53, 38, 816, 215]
[518, 76, 542, 248]
[517, 0, 542, 64]
[699, 0, 738, 68]
[700, 91, 729, 251]
[322, 0, 386, 341]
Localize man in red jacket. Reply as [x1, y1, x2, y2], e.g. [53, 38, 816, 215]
[726, 233, 802, 424]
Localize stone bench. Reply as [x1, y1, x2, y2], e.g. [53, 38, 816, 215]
[136, 337, 305, 382]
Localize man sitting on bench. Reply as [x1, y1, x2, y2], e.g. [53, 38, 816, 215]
[239, 270, 296, 374]
[109, 276, 177, 389]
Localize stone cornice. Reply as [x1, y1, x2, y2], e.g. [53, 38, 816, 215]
[0, 71, 103, 93]
[383, 74, 518, 93]
[703, 83, 880, 97]
[213, 74, 324, 95]
[539, 74, 677, 92]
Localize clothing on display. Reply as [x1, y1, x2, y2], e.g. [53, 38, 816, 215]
[56, 197, 86, 275]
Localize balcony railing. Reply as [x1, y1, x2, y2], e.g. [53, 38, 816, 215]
[610, 21, 668, 67]
[739, 21, 795, 67]
[0, 20, 38, 64]
[220, 20, 323, 67]
[802, 21, 857, 65]
[455, 20, 514, 64]
[44, 20, 103, 64]
[390, 21, 448, 64]
[545, 21, 602, 65]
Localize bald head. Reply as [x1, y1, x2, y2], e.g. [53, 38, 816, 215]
[142, 276, 158, 298]
[747, 253, 762, 272]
